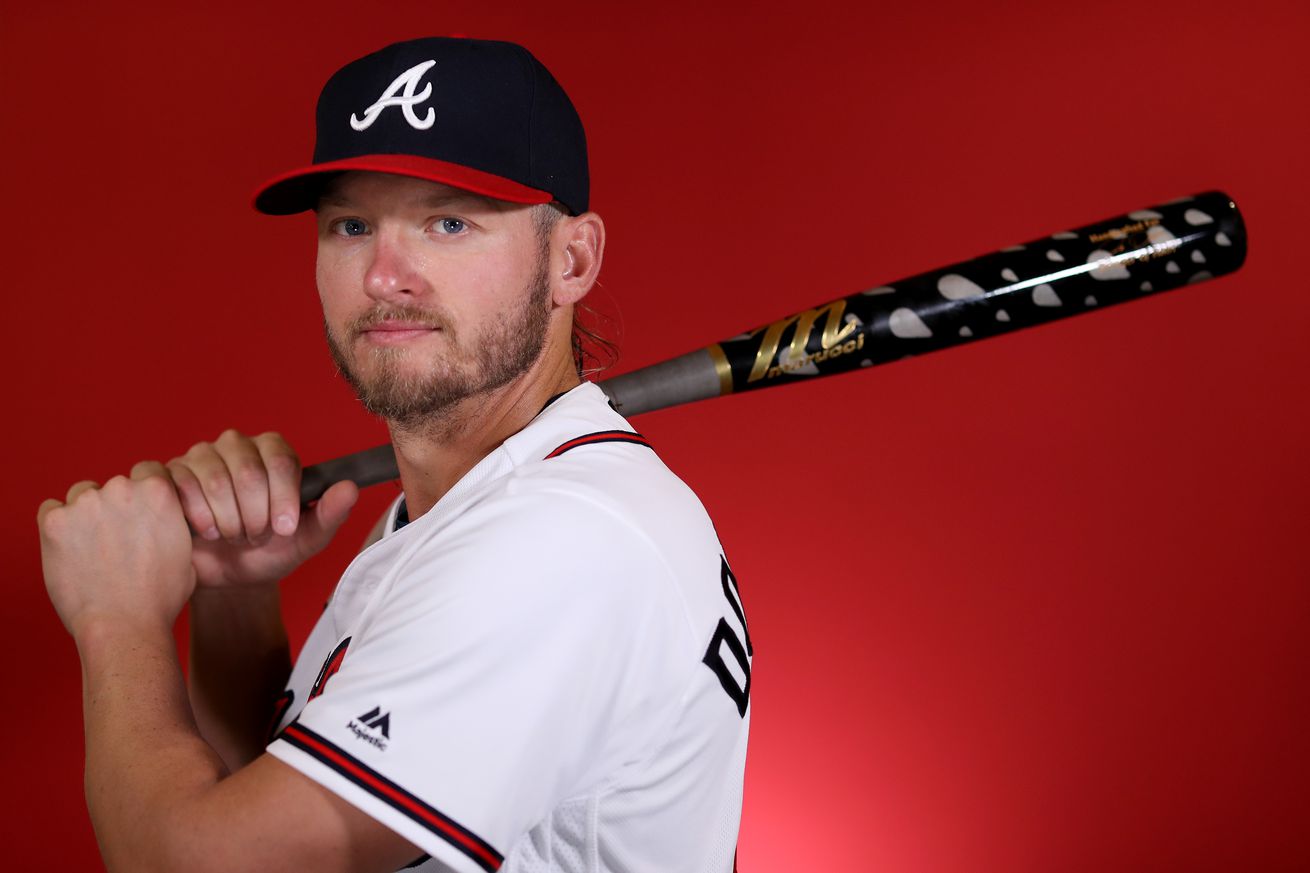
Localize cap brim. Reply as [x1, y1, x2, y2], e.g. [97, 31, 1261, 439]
[252, 153, 554, 215]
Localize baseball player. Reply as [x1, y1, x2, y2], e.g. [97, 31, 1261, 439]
[37, 37, 750, 872]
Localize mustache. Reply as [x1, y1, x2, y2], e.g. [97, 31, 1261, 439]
[348, 304, 448, 334]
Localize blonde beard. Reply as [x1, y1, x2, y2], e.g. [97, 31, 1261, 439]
[325, 262, 551, 429]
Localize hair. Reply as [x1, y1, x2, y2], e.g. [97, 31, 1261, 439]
[531, 202, 620, 379]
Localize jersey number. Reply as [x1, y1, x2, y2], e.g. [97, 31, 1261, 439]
[702, 555, 752, 717]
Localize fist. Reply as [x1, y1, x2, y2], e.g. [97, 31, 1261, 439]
[149, 430, 357, 589]
[38, 474, 195, 638]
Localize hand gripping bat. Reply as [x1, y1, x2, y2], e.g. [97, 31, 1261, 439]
[298, 191, 1247, 503]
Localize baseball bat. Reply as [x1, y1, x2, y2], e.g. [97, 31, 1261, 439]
[298, 191, 1247, 503]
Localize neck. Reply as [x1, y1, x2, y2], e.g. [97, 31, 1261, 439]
[387, 351, 580, 520]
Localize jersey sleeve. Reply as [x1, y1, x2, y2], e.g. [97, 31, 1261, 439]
[266, 485, 694, 873]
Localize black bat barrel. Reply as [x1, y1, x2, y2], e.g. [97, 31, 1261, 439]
[600, 191, 1246, 416]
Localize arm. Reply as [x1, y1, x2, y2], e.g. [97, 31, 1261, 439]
[139, 430, 380, 770]
[188, 509, 390, 767]
[188, 584, 291, 769]
[80, 617, 421, 873]
[39, 468, 422, 873]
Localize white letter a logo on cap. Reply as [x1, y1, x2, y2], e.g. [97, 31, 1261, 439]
[350, 60, 437, 132]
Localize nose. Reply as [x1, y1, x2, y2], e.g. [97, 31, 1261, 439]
[363, 230, 428, 303]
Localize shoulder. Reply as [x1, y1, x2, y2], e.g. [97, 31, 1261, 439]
[377, 468, 685, 623]
[369, 382, 726, 634]
[505, 429, 722, 572]
[493, 381, 722, 558]
[425, 462, 688, 588]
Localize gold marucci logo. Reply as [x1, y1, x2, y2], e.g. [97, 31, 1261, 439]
[746, 300, 864, 383]
[1088, 218, 1159, 244]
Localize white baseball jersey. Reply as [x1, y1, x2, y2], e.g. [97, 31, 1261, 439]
[266, 382, 751, 873]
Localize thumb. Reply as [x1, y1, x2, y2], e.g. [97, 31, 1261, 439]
[295, 479, 360, 554]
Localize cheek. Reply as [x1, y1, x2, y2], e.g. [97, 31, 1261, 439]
[316, 251, 354, 317]
[463, 239, 540, 304]
[460, 265, 534, 333]
[314, 248, 332, 300]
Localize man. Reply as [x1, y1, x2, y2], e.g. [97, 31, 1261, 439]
[37, 37, 750, 872]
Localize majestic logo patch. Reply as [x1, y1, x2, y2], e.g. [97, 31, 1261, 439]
[350, 60, 437, 131]
[347, 706, 392, 750]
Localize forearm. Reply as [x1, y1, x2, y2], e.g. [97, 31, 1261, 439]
[188, 585, 291, 770]
[78, 618, 228, 872]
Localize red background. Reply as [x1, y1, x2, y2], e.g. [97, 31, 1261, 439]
[3, 1, 1307, 869]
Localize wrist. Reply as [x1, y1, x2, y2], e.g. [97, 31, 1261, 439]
[189, 584, 287, 646]
[72, 611, 177, 659]
[190, 583, 281, 607]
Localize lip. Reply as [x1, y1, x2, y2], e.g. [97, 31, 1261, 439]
[359, 322, 439, 344]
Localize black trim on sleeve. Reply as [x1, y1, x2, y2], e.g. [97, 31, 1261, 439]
[280, 722, 503, 872]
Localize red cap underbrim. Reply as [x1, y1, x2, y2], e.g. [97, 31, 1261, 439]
[251, 153, 554, 215]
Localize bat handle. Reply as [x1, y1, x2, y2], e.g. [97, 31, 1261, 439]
[294, 361, 696, 503]
[596, 349, 726, 417]
[299, 444, 398, 504]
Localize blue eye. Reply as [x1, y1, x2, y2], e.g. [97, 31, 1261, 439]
[334, 218, 368, 237]
[437, 218, 466, 234]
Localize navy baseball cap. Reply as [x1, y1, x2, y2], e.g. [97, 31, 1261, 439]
[253, 37, 589, 215]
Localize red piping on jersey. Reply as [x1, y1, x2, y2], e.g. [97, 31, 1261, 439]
[544, 429, 653, 459]
[308, 636, 351, 702]
[266, 690, 295, 744]
[282, 723, 502, 871]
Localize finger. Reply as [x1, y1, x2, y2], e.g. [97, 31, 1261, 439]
[65, 480, 100, 503]
[165, 460, 221, 540]
[179, 443, 244, 541]
[253, 432, 301, 537]
[37, 497, 63, 527]
[212, 430, 272, 540]
[316, 479, 359, 530]
[130, 460, 171, 482]
[295, 479, 359, 555]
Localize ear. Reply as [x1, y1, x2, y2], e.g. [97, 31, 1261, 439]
[551, 212, 606, 307]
